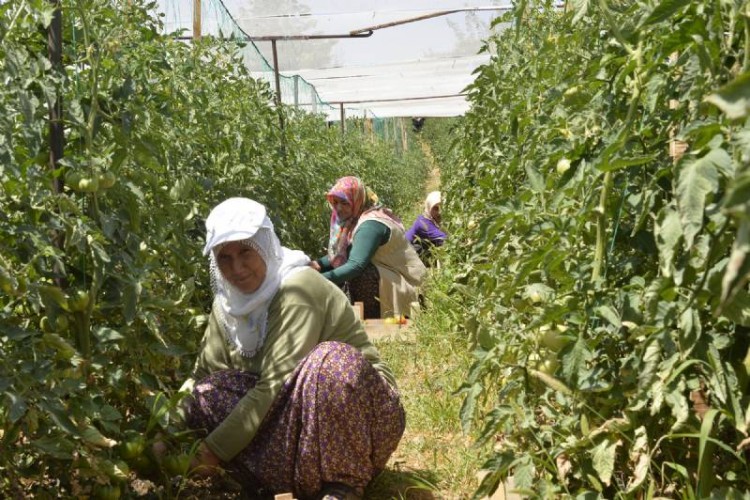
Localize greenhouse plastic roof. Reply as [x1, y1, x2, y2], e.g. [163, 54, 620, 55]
[158, 0, 513, 119]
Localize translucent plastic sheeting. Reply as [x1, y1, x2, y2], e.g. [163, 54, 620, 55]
[157, 0, 513, 118]
[290, 55, 489, 118]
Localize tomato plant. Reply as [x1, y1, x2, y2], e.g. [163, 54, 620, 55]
[428, 0, 750, 497]
[0, 0, 427, 496]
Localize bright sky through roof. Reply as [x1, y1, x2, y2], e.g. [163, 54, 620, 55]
[158, 0, 513, 117]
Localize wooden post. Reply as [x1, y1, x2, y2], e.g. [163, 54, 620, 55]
[354, 302, 364, 320]
[667, 52, 687, 162]
[193, 0, 201, 40]
[365, 116, 373, 141]
[340, 102, 345, 134]
[401, 118, 408, 151]
[48, 0, 66, 289]
[48, 0, 64, 196]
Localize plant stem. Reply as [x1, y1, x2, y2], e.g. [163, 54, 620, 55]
[0, 0, 28, 44]
[598, 0, 635, 55]
[592, 40, 643, 282]
[592, 171, 613, 282]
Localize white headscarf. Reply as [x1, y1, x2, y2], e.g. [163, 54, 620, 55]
[424, 191, 442, 221]
[204, 198, 310, 357]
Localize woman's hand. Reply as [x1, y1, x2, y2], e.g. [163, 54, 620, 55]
[309, 260, 322, 272]
[191, 441, 222, 477]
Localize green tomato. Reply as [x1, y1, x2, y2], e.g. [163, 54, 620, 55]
[64, 171, 83, 189]
[528, 292, 543, 304]
[163, 453, 192, 477]
[42, 333, 76, 359]
[98, 171, 116, 189]
[539, 327, 571, 352]
[77, 176, 100, 192]
[67, 290, 90, 312]
[538, 356, 559, 375]
[556, 158, 571, 174]
[563, 85, 581, 98]
[119, 436, 146, 460]
[130, 454, 157, 475]
[55, 314, 69, 332]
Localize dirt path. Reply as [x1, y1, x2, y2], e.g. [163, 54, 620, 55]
[419, 139, 441, 194]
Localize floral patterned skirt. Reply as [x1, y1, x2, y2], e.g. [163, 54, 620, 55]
[345, 262, 381, 319]
[185, 341, 405, 499]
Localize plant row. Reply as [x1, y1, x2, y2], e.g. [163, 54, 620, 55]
[0, 0, 427, 496]
[427, 0, 750, 497]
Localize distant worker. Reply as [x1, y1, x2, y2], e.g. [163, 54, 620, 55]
[406, 191, 447, 266]
[310, 176, 427, 319]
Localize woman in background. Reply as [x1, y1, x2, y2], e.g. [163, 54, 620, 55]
[310, 176, 426, 319]
[406, 191, 447, 266]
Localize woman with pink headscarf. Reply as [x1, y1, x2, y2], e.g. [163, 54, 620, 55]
[310, 176, 426, 319]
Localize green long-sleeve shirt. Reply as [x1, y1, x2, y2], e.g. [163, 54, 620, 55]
[186, 267, 396, 462]
[317, 220, 391, 284]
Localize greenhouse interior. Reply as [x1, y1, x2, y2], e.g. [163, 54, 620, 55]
[2, 0, 750, 498]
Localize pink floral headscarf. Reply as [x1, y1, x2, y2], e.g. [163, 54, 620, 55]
[326, 176, 400, 268]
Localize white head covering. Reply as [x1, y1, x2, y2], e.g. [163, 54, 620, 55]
[204, 198, 310, 357]
[424, 191, 442, 220]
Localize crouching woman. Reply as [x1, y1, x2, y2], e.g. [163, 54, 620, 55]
[179, 197, 405, 500]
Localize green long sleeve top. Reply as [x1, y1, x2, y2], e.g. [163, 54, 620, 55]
[317, 220, 391, 284]
[186, 267, 396, 462]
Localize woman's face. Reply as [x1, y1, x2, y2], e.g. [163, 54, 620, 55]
[430, 204, 441, 222]
[331, 197, 354, 221]
[216, 241, 267, 294]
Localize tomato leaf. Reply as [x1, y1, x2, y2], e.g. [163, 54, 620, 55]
[31, 436, 77, 459]
[697, 409, 720, 496]
[641, 0, 689, 27]
[569, 0, 591, 24]
[705, 71, 750, 120]
[720, 220, 750, 309]
[677, 149, 725, 248]
[4, 391, 27, 423]
[655, 205, 682, 277]
[591, 438, 619, 486]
